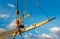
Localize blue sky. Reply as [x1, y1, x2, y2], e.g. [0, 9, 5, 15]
[0, 0, 60, 39]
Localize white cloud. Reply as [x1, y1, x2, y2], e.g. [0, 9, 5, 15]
[0, 28, 6, 33]
[41, 33, 53, 39]
[40, 27, 60, 39]
[8, 3, 15, 8]
[0, 14, 9, 19]
[50, 27, 60, 33]
[7, 19, 16, 29]
[23, 27, 60, 39]
[35, 30, 39, 34]
[24, 35, 29, 38]
[50, 27, 60, 38]
[28, 33, 32, 36]
[37, 27, 60, 39]
[24, 33, 41, 39]
[23, 33, 33, 38]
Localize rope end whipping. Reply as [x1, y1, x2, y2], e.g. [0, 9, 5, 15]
[49, 17, 56, 21]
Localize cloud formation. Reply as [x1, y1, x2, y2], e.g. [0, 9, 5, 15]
[41, 33, 53, 39]
[0, 14, 9, 19]
[50, 27, 60, 38]
[23, 27, 60, 39]
[0, 28, 6, 33]
[8, 3, 15, 8]
[7, 19, 16, 29]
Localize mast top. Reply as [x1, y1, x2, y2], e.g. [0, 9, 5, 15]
[17, 0, 18, 10]
[16, 0, 19, 15]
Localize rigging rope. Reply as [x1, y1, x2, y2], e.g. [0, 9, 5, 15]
[32, 0, 50, 19]
[22, 0, 28, 26]
[38, 6, 50, 19]
[21, 33, 24, 39]
[23, 0, 28, 15]
[25, 0, 28, 11]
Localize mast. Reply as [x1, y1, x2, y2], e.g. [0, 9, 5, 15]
[16, 0, 19, 28]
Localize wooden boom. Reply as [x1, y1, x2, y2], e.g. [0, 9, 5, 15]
[19, 17, 55, 34]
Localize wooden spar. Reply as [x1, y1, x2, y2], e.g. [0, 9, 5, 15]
[21, 18, 55, 33]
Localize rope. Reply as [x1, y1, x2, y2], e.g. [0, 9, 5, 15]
[38, 6, 50, 19]
[23, 0, 28, 15]
[32, 0, 50, 19]
[25, 0, 28, 11]
[21, 0, 28, 25]
[21, 33, 24, 39]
